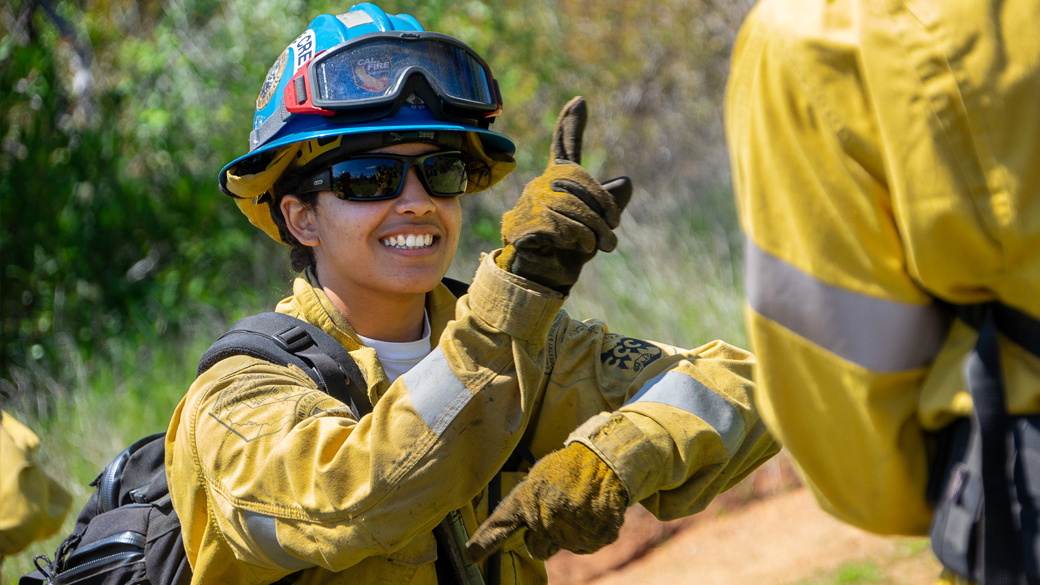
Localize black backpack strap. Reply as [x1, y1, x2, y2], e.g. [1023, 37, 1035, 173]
[992, 302, 1040, 359]
[947, 301, 1040, 359]
[967, 305, 1022, 585]
[441, 277, 470, 299]
[198, 312, 371, 418]
[933, 301, 1039, 584]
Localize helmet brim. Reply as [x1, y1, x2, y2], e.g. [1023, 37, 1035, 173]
[219, 114, 515, 195]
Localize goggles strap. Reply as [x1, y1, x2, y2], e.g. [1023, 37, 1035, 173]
[322, 75, 482, 128]
[249, 75, 488, 154]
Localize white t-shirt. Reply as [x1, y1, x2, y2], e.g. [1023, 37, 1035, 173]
[356, 311, 432, 383]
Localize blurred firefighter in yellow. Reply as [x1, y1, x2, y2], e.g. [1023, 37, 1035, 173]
[726, 0, 1040, 582]
[0, 411, 71, 566]
[167, 5, 778, 584]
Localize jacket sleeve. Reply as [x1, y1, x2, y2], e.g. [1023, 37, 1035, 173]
[523, 315, 779, 521]
[723, 0, 951, 535]
[168, 254, 567, 574]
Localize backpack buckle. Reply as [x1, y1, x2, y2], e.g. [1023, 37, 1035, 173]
[273, 326, 313, 353]
[130, 488, 148, 504]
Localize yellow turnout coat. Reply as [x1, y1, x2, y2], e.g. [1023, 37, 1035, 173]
[167, 253, 778, 584]
[727, 0, 1040, 535]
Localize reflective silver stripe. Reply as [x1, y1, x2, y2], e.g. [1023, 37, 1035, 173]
[745, 238, 948, 372]
[243, 511, 313, 570]
[401, 347, 472, 437]
[626, 372, 745, 455]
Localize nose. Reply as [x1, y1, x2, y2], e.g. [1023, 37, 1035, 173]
[394, 166, 436, 216]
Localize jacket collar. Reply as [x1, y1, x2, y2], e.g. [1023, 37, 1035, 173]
[276, 266, 460, 352]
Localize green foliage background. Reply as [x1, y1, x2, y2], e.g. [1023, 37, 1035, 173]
[1, 0, 755, 576]
[2, 0, 752, 376]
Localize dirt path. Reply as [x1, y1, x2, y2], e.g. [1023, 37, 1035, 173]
[546, 455, 942, 585]
[584, 488, 938, 585]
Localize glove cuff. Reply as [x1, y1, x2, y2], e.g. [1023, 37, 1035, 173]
[565, 412, 663, 505]
[468, 252, 564, 342]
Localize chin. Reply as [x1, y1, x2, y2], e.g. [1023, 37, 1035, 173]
[385, 271, 447, 296]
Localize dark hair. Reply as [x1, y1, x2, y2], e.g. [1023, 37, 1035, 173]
[269, 167, 320, 273]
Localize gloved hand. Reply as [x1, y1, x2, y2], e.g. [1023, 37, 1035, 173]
[465, 442, 629, 562]
[496, 96, 633, 294]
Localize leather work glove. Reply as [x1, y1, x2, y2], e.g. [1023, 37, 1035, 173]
[497, 96, 633, 294]
[465, 442, 629, 562]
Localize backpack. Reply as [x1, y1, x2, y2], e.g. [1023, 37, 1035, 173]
[928, 301, 1040, 585]
[21, 311, 370, 585]
[20, 278, 513, 585]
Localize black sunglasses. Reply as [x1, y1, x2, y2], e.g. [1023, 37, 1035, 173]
[298, 150, 469, 201]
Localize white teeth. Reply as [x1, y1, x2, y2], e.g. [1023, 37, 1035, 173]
[381, 234, 435, 249]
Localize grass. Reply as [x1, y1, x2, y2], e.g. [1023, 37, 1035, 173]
[566, 198, 747, 348]
[793, 561, 887, 585]
[894, 538, 932, 559]
[1, 181, 747, 582]
[786, 538, 937, 585]
[454, 176, 749, 348]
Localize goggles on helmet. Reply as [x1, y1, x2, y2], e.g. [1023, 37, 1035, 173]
[298, 151, 469, 201]
[250, 31, 503, 152]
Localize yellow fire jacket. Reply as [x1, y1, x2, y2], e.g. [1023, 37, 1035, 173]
[166, 253, 778, 584]
[726, 0, 1040, 535]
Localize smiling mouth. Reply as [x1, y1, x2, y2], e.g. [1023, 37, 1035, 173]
[381, 234, 435, 250]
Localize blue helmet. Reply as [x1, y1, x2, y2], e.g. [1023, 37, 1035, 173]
[219, 3, 515, 192]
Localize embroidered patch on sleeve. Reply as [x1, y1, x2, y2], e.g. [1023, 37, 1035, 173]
[599, 334, 664, 373]
[208, 374, 341, 442]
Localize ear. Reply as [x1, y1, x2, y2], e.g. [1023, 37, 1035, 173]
[281, 195, 320, 246]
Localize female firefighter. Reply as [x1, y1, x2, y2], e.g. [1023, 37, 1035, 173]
[166, 4, 779, 584]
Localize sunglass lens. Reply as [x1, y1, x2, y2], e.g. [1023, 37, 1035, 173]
[330, 159, 404, 199]
[421, 154, 468, 196]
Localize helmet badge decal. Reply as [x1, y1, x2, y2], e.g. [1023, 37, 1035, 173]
[256, 48, 288, 111]
[256, 30, 315, 112]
